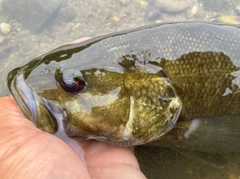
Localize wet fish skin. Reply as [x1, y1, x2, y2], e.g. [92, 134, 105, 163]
[7, 22, 240, 151]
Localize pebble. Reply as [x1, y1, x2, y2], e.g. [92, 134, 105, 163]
[58, 6, 77, 22]
[145, 6, 161, 21]
[119, 0, 131, 6]
[187, 5, 198, 18]
[137, 0, 148, 7]
[0, 36, 5, 44]
[0, 23, 11, 35]
[218, 15, 240, 24]
[202, 0, 234, 12]
[0, 45, 12, 57]
[154, 0, 194, 13]
[112, 16, 120, 22]
[2, 0, 61, 32]
[55, 1, 77, 23]
[235, 5, 240, 16]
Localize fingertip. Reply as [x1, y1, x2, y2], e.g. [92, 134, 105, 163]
[71, 37, 92, 44]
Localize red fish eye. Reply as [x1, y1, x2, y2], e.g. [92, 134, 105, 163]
[60, 78, 85, 92]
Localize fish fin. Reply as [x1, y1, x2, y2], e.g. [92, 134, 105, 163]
[135, 146, 228, 178]
[151, 115, 240, 153]
[172, 148, 227, 169]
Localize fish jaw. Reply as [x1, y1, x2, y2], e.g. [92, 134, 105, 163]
[8, 73, 61, 134]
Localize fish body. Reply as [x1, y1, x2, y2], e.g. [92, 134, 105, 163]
[7, 22, 240, 152]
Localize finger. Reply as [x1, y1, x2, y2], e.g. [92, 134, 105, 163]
[71, 37, 92, 44]
[81, 140, 147, 179]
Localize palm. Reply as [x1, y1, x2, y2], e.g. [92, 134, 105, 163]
[0, 96, 145, 179]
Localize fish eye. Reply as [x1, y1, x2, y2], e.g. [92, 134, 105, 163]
[60, 78, 85, 92]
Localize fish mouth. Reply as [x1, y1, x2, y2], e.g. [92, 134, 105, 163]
[9, 74, 63, 134]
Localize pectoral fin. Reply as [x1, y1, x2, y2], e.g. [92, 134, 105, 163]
[150, 115, 240, 154]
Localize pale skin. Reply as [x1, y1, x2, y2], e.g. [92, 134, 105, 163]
[0, 96, 146, 179]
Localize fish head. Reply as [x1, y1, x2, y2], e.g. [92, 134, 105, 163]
[8, 40, 182, 146]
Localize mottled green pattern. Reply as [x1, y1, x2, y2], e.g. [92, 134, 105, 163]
[160, 52, 240, 119]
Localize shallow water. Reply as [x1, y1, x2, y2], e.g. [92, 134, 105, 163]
[1, 0, 240, 178]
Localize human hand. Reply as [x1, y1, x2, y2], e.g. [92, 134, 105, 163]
[0, 96, 146, 179]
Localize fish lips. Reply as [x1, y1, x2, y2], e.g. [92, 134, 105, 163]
[9, 74, 65, 134]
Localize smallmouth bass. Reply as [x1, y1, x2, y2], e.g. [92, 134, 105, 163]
[7, 22, 240, 153]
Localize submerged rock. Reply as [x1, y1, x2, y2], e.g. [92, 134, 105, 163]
[218, 15, 240, 24]
[0, 23, 11, 35]
[145, 6, 161, 21]
[200, 0, 235, 13]
[235, 5, 240, 16]
[2, 0, 61, 32]
[0, 36, 5, 44]
[119, 0, 131, 6]
[154, 0, 194, 13]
